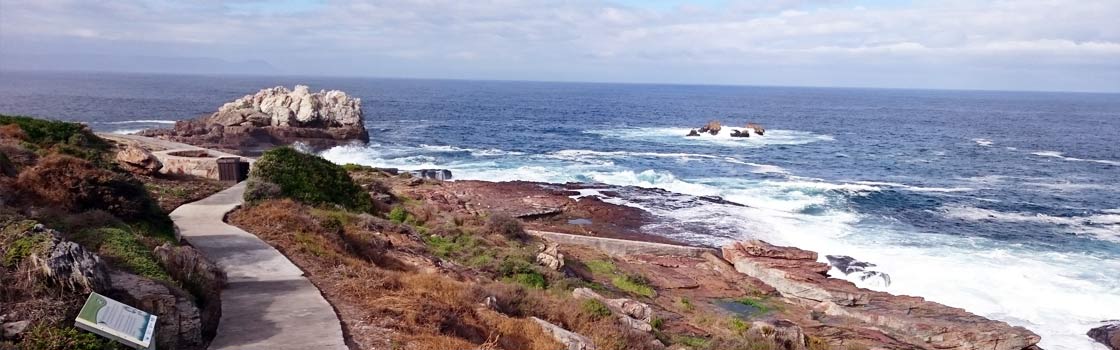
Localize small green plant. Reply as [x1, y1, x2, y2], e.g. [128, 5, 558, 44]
[94, 228, 171, 282]
[677, 297, 695, 312]
[650, 317, 664, 330]
[388, 206, 410, 224]
[729, 317, 750, 334]
[612, 273, 655, 298]
[585, 259, 616, 275]
[734, 297, 770, 314]
[582, 299, 612, 319]
[3, 233, 50, 267]
[673, 335, 710, 348]
[20, 324, 120, 350]
[509, 272, 547, 289]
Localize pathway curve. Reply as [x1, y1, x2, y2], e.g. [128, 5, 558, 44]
[171, 182, 349, 350]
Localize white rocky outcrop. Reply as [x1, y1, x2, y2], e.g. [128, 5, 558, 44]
[211, 85, 363, 128]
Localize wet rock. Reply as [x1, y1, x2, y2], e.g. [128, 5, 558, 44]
[747, 123, 765, 135]
[825, 255, 891, 288]
[730, 129, 750, 138]
[532, 316, 597, 350]
[536, 242, 565, 271]
[686, 129, 700, 137]
[407, 169, 452, 181]
[110, 271, 203, 350]
[697, 120, 722, 135]
[116, 145, 163, 175]
[1089, 321, 1120, 350]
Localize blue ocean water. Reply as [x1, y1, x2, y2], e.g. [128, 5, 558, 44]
[1, 70, 1118, 349]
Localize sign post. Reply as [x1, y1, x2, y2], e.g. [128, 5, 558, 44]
[74, 292, 157, 349]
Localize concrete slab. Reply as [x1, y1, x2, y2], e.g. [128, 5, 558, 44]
[171, 182, 348, 350]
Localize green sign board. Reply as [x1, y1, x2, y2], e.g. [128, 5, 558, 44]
[75, 292, 157, 349]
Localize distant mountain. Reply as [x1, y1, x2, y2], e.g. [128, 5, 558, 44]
[0, 53, 280, 75]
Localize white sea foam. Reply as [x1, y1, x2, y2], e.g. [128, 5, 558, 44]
[941, 206, 1120, 241]
[585, 127, 834, 148]
[973, 138, 994, 147]
[100, 119, 177, 124]
[418, 144, 524, 156]
[1032, 150, 1120, 166]
[109, 128, 144, 134]
[852, 180, 975, 193]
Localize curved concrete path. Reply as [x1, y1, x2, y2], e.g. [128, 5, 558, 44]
[171, 182, 348, 350]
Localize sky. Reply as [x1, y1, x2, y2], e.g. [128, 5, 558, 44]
[1, 0, 1118, 92]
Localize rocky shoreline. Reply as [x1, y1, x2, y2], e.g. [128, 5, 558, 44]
[124, 86, 1054, 349]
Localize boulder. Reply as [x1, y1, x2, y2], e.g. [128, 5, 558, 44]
[110, 271, 203, 350]
[730, 130, 750, 138]
[747, 123, 766, 136]
[531, 317, 597, 350]
[24, 225, 111, 293]
[1, 320, 30, 339]
[116, 145, 163, 175]
[572, 287, 654, 331]
[686, 129, 700, 137]
[536, 242, 565, 271]
[140, 85, 368, 154]
[1090, 322, 1120, 350]
[153, 244, 225, 340]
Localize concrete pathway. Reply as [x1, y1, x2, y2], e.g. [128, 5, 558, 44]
[171, 182, 348, 350]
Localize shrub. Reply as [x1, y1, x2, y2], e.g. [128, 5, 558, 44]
[0, 115, 110, 166]
[388, 206, 410, 224]
[485, 212, 525, 240]
[585, 259, 616, 275]
[244, 179, 282, 202]
[17, 155, 164, 222]
[92, 227, 171, 281]
[582, 299, 612, 319]
[249, 147, 372, 212]
[509, 272, 547, 289]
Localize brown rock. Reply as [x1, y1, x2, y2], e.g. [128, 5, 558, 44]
[110, 271, 203, 350]
[748, 319, 806, 350]
[722, 240, 1041, 350]
[747, 123, 766, 136]
[116, 145, 163, 175]
[698, 120, 722, 135]
[1090, 322, 1120, 350]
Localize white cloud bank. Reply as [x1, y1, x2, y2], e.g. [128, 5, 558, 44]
[1, 0, 1118, 91]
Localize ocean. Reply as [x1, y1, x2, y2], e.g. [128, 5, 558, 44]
[2, 70, 1118, 349]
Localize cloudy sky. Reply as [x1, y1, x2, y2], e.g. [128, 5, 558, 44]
[1, 0, 1118, 92]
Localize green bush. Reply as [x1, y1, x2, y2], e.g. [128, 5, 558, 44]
[582, 299, 612, 319]
[249, 147, 372, 212]
[388, 206, 410, 224]
[509, 271, 547, 289]
[0, 115, 110, 166]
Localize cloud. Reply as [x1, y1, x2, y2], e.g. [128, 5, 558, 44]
[1, 0, 1118, 91]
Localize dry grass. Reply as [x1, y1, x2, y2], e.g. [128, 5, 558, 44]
[230, 199, 665, 350]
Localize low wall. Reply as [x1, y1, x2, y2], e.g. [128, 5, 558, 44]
[527, 230, 716, 258]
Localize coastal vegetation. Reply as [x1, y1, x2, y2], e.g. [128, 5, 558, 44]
[0, 115, 226, 349]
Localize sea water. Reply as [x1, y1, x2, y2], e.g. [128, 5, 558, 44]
[1, 71, 1118, 349]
